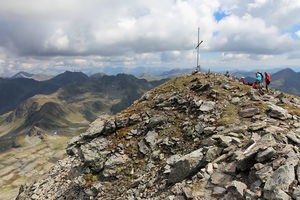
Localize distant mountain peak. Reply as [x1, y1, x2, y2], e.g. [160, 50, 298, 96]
[11, 71, 34, 79]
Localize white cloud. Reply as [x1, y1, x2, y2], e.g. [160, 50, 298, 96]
[45, 29, 69, 50]
[221, 52, 250, 60]
[296, 30, 300, 38]
[0, 0, 300, 75]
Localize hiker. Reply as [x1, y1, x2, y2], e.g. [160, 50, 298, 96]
[240, 77, 245, 84]
[259, 72, 264, 87]
[255, 72, 262, 89]
[224, 71, 230, 77]
[265, 72, 271, 92]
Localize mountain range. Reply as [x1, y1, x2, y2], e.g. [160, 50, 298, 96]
[0, 72, 167, 152]
[15, 72, 300, 200]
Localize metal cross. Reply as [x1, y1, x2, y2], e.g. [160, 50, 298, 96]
[195, 27, 203, 72]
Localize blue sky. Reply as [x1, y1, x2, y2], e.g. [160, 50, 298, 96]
[0, 0, 300, 76]
[214, 10, 230, 22]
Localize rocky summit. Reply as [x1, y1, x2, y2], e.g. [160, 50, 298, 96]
[16, 73, 300, 200]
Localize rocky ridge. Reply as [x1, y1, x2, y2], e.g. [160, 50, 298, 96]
[16, 73, 300, 200]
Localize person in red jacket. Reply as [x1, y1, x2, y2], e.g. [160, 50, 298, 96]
[265, 72, 271, 92]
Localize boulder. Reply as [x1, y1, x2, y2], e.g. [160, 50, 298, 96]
[266, 103, 291, 120]
[103, 118, 116, 135]
[231, 97, 240, 105]
[226, 180, 247, 199]
[255, 147, 275, 162]
[200, 101, 215, 112]
[264, 188, 291, 200]
[81, 118, 105, 139]
[293, 186, 300, 200]
[255, 166, 273, 183]
[168, 148, 204, 184]
[264, 164, 295, 194]
[103, 153, 130, 177]
[212, 186, 226, 196]
[210, 172, 232, 186]
[239, 108, 259, 118]
[248, 122, 267, 131]
[147, 115, 168, 130]
[145, 131, 158, 149]
[79, 137, 110, 173]
[248, 89, 260, 101]
[138, 140, 149, 155]
[287, 131, 300, 144]
[236, 133, 277, 171]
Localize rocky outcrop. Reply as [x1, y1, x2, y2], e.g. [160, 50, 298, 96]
[16, 73, 300, 200]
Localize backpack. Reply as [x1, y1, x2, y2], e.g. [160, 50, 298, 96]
[266, 74, 271, 82]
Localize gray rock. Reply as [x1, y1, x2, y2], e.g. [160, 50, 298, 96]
[264, 188, 291, 200]
[296, 163, 300, 183]
[206, 163, 214, 175]
[239, 108, 259, 118]
[227, 180, 247, 199]
[128, 113, 141, 125]
[145, 131, 158, 149]
[82, 118, 105, 138]
[237, 133, 277, 171]
[204, 127, 216, 135]
[103, 153, 130, 177]
[166, 155, 181, 165]
[264, 164, 295, 193]
[103, 118, 116, 135]
[231, 97, 240, 105]
[221, 162, 237, 175]
[287, 131, 300, 144]
[291, 98, 300, 104]
[255, 166, 273, 183]
[194, 123, 204, 135]
[115, 117, 128, 129]
[255, 147, 275, 162]
[265, 126, 284, 135]
[223, 84, 234, 90]
[212, 186, 226, 196]
[231, 125, 248, 133]
[79, 137, 110, 172]
[190, 82, 211, 92]
[266, 103, 291, 120]
[293, 186, 300, 200]
[248, 122, 267, 131]
[182, 187, 193, 199]
[168, 148, 204, 184]
[138, 140, 149, 155]
[210, 172, 232, 186]
[147, 115, 168, 130]
[248, 89, 260, 101]
[244, 189, 258, 200]
[205, 146, 222, 162]
[218, 135, 233, 147]
[200, 101, 215, 112]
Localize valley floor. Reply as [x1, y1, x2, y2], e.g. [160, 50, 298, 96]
[0, 135, 70, 200]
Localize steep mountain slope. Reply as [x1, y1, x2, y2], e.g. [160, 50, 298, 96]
[16, 73, 300, 200]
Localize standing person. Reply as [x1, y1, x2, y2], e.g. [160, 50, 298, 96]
[224, 71, 229, 77]
[259, 72, 264, 87]
[255, 72, 262, 89]
[240, 77, 245, 84]
[265, 72, 271, 92]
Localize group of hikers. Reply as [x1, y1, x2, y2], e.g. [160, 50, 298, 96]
[224, 71, 271, 91]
